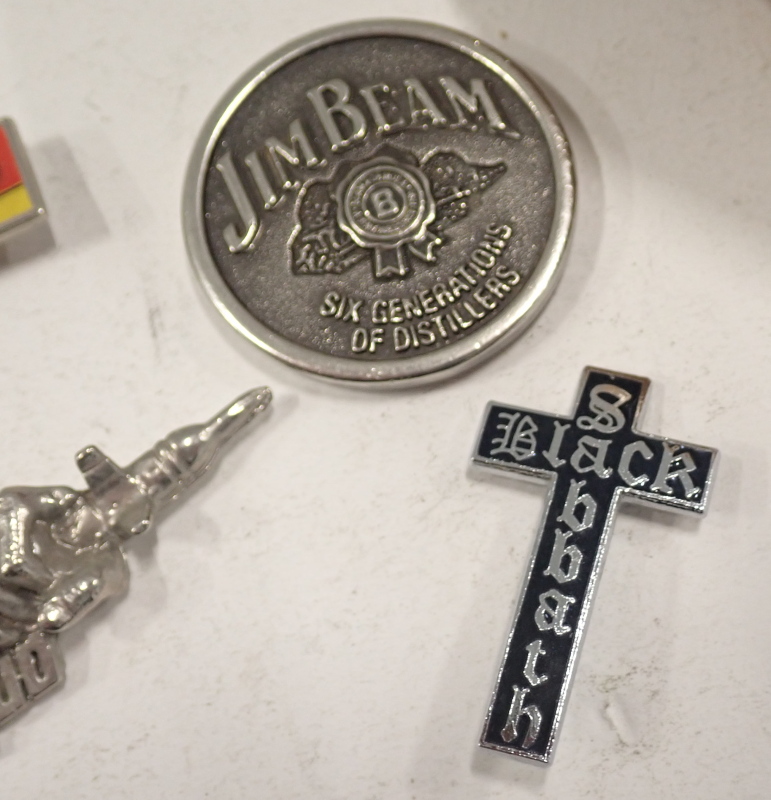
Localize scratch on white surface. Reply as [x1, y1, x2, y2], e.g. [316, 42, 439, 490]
[603, 697, 639, 748]
[147, 303, 163, 345]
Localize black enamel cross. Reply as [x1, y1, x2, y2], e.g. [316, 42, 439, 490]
[472, 367, 718, 763]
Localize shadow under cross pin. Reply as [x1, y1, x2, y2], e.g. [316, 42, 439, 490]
[472, 367, 718, 763]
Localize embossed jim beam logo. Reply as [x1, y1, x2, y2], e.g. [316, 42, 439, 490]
[184, 22, 574, 383]
[473, 368, 718, 762]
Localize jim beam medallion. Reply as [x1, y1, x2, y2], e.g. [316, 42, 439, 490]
[472, 368, 717, 762]
[0, 388, 271, 727]
[183, 21, 574, 385]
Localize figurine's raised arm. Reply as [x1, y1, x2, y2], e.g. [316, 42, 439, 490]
[0, 388, 271, 726]
[77, 386, 272, 538]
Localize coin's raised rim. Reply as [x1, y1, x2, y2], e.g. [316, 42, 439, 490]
[182, 19, 575, 386]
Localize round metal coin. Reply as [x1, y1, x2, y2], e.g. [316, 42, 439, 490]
[183, 20, 574, 385]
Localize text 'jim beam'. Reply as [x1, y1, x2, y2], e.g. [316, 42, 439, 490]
[472, 367, 718, 763]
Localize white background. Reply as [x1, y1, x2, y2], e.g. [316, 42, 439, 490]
[0, 2, 769, 798]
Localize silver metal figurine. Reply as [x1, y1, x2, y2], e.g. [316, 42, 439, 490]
[0, 387, 271, 726]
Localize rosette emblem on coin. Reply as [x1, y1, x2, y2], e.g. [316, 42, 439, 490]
[183, 21, 574, 384]
[335, 154, 437, 279]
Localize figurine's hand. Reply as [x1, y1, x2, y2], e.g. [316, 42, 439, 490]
[47, 488, 81, 514]
[37, 598, 74, 632]
[0, 487, 70, 594]
[0, 554, 53, 593]
[37, 564, 119, 632]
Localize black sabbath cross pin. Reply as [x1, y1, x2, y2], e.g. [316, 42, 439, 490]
[472, 367, 718, 763]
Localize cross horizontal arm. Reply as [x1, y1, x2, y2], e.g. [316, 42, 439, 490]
[473, 403, 717, 515]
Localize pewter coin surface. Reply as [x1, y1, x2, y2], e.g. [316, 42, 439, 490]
[183, 21, 574, 385]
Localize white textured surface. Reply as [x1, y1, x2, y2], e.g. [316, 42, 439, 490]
[0, 1, 769, 797]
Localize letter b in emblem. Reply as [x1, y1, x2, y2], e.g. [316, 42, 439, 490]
[368, 186, 402, 220]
